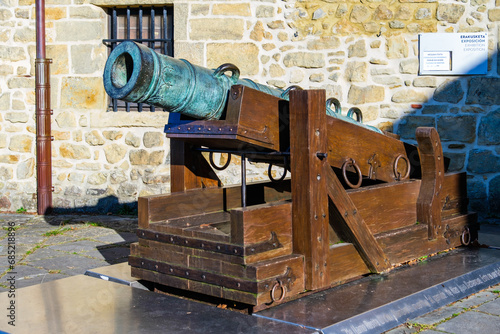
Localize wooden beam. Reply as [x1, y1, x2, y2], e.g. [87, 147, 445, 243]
[289, 89, 330, 290]
[170, 139, 220, 193]
[416, 127, 445, 240]
[324, 165, 391, 273]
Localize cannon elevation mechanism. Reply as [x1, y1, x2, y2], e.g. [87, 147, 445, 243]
[103, 42, 478, 311]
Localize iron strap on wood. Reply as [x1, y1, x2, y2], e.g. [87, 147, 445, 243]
[137, 229, 283, 256]
[129, 256, 296, 294]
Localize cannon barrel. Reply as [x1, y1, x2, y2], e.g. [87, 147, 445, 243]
[103, 41, 382, 133]
[103, 41, 284, 120]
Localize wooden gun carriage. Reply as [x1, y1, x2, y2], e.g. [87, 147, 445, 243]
[103, 42, 478, 312]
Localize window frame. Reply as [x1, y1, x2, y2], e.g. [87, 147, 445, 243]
[103, 6, 174, 112]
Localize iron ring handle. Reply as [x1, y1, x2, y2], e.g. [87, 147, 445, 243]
[393, 154, 410, 181]
[271, 280, 286, 303]
[281, 85, 303, 99]
[342, 159, 362, 189]
[213, 63, 240, 85]
[209, 152, 231, 171]
[347, 107, 363, 123]
[326, 98, 341, 115]
[461, 227, 471, 246]
[268, 163, 287, 183]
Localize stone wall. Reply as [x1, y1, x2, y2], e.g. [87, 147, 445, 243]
[0, 0, 499, 217]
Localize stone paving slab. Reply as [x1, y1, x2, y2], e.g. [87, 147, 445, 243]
[435, 310, 500, 333]
[476, 297, 500, 316]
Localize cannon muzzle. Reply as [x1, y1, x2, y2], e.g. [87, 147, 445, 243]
[103, 41, 283, 120]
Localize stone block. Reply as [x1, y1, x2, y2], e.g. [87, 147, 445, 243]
[85, 130, 105, 146]
[104, 143, 127, 164]
[102, 131, 123, 141]
[373, 76, 401, 86]
[443, 152, 465, 172]
[0, 167, 13, 181]
[489, 175, 500, 214]
[488, 9, 500, 21]
[391, 89, 428, 103]
[117, 182, 137, 197]
[59, 143, 91, 159]
[190, 19, 244, 40]
[478, 108, 500, 145]
[466, 77, 500, 105]
[437, 115, 476, 142]
[207, 43, 259, 75]
[374, 5, 393, 20]
[71, 44, 107, 74]
[143, 132, 164, 148]
[348, 40, 366, 58]
[345, 61, 368, 82]
[87, 172, 107, 185]
[16, 158, 34, 179]
[90, 111, 170, 129]
[9, 134, 33, 153]
[307, 37, 340, 50]
[55, 21, 103, 41]
[76, 162, 101, 171]
[55, 111, 76, 128]
[174, 42, 203, 65]
[347, 85, 384, 104]
[433, 80, 464, 103]
[467, 149, 500, 174]
[149, 150, 165, 165]
[283, 52, 325, 68]
[0, 155, 19, 164]
[7, 76, 35, 89]
[437, 4, 465, 23]
[397, 116, 436, 140]
[5, 112, 28, 123]
[69, 5, 104, 19]
[129, 149, 149, 165]
[110, 170, 127, 184]
[399, 59, 419, 74]
[13, 26, 35, 43]
[350, 5, 371, 23]
[212, 3, 251, 16]
[256, 5, 274, 18]
[386, 35, 408, 59]
[60, 77, 105, 110]
[422, 105, 448, 114]
[413, 77, 436, 87]
[125, 132, 141, 147]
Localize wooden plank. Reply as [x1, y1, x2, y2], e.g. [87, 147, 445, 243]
[289, 89, 330, 290]
[416, 127, 445, 240]
[348, 180, 420, 235]
[328, 243, 370, 284]
[231, 201, 292, 245]
[441, 172, 468, 218]
[326, 117, 415, 184]
[170, 139, 220, 193]
[324, 164, 391, 273]
[376, 212, 478, 264]
[138, 180, 293, 228]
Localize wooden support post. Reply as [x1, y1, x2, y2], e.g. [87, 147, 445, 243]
[170, 139, 220, 193]
[324, 165, 391, 273]
[416, 127, 445, 240]
[289, 90, 330, 290]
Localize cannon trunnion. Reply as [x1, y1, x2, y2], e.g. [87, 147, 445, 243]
[103, 45, 478, 312]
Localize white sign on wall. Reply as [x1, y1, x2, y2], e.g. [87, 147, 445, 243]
[419, 33, 488, 75]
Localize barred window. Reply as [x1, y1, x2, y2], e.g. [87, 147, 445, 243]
[103, 6, 174, 112]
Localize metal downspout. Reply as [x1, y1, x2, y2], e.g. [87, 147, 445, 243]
[35, 0, 52, 214]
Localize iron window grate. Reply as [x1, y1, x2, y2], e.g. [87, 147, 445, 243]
[103, 6, 173, 112]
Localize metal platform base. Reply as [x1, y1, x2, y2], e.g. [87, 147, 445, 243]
[2, 227, 499, 334]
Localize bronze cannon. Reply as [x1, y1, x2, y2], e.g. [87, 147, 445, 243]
[103, 43, 478, 312]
